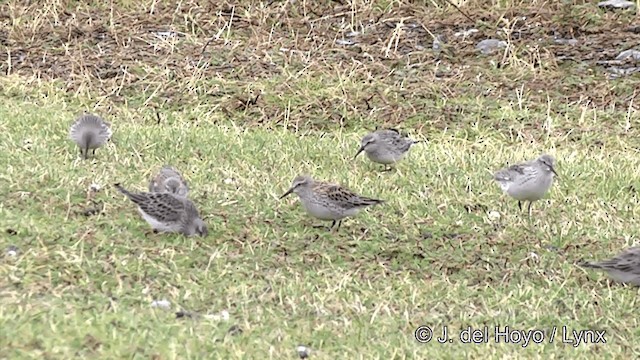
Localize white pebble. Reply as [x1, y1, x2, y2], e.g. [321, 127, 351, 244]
[151, 299, 171, 309]
[296, 345, 310, 358]
[487, 210, 501, 221]
[476, 39, 508, 54]
[89, 183, 102, 192]
[454, 28, 479, 38]
[335, 39, 355, 46]
[7, 250, 17, 257]
[203, 309, 230, 321]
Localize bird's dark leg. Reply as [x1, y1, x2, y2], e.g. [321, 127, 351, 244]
[335, 220, 342, 232]
[92, 148, 96, 156]
[315, 221, 334, 231]
[381, 165, 393, 172]
[527, 202, 533, 217]
[518, 201, 522, 212]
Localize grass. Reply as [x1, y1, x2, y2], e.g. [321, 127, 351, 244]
[2, 0, 640, 358]
[2, 92, 640, 358]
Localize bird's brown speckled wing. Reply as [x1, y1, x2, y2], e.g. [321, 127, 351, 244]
[120, 189, 185, 223]
[319, 183, 384, 209]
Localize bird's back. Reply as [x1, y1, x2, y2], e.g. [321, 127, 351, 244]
[116, 184, 185, 220]
[365, 129, 416, 163]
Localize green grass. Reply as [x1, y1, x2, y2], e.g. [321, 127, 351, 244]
[2, 90, 640, 358]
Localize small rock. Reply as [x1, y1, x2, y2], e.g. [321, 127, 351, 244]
[616, 49, 640, 61]
[598, 0, 635, 9]
[607, 66, 640, 79]
[345, 31, 360, 37]
[89, 183, 102, 192]
[6, 245, 18, 257]
[454, 28, 479, 38]
[487, 210, 501, 222]
[297, 345, 310, 359]
[151, 299, 171, 309]
[335, 39, 355, 46]
[476, 39, 508, 54]
[554, 38, 578, 46]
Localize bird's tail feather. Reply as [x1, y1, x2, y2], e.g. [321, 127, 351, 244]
[70, 115, 111, 146]
[114, 183, 150, 205]
[359, 197, 385, 206]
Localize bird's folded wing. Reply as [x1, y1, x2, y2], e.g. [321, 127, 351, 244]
[325, 185, 380, 208]
[138, 193, 185, 222]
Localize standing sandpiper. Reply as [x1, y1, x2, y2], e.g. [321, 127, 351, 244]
[69, 114, 112, 159]
[493, 154, 558, 216]
[354, 128, 421, 171]
[279, 175, 384, 231]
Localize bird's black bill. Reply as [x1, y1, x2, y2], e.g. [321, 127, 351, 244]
[279, 188, 294, 199]
[550, 166, 559, 178]
[353, 147, 365, 159]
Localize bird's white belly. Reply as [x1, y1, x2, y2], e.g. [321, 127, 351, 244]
[367, 151, 405, 165]
[607, 270, 640, 286]
[301, 201, 343, 220]
[504, 177, 554, 201]
[138, 208, 176, 232]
